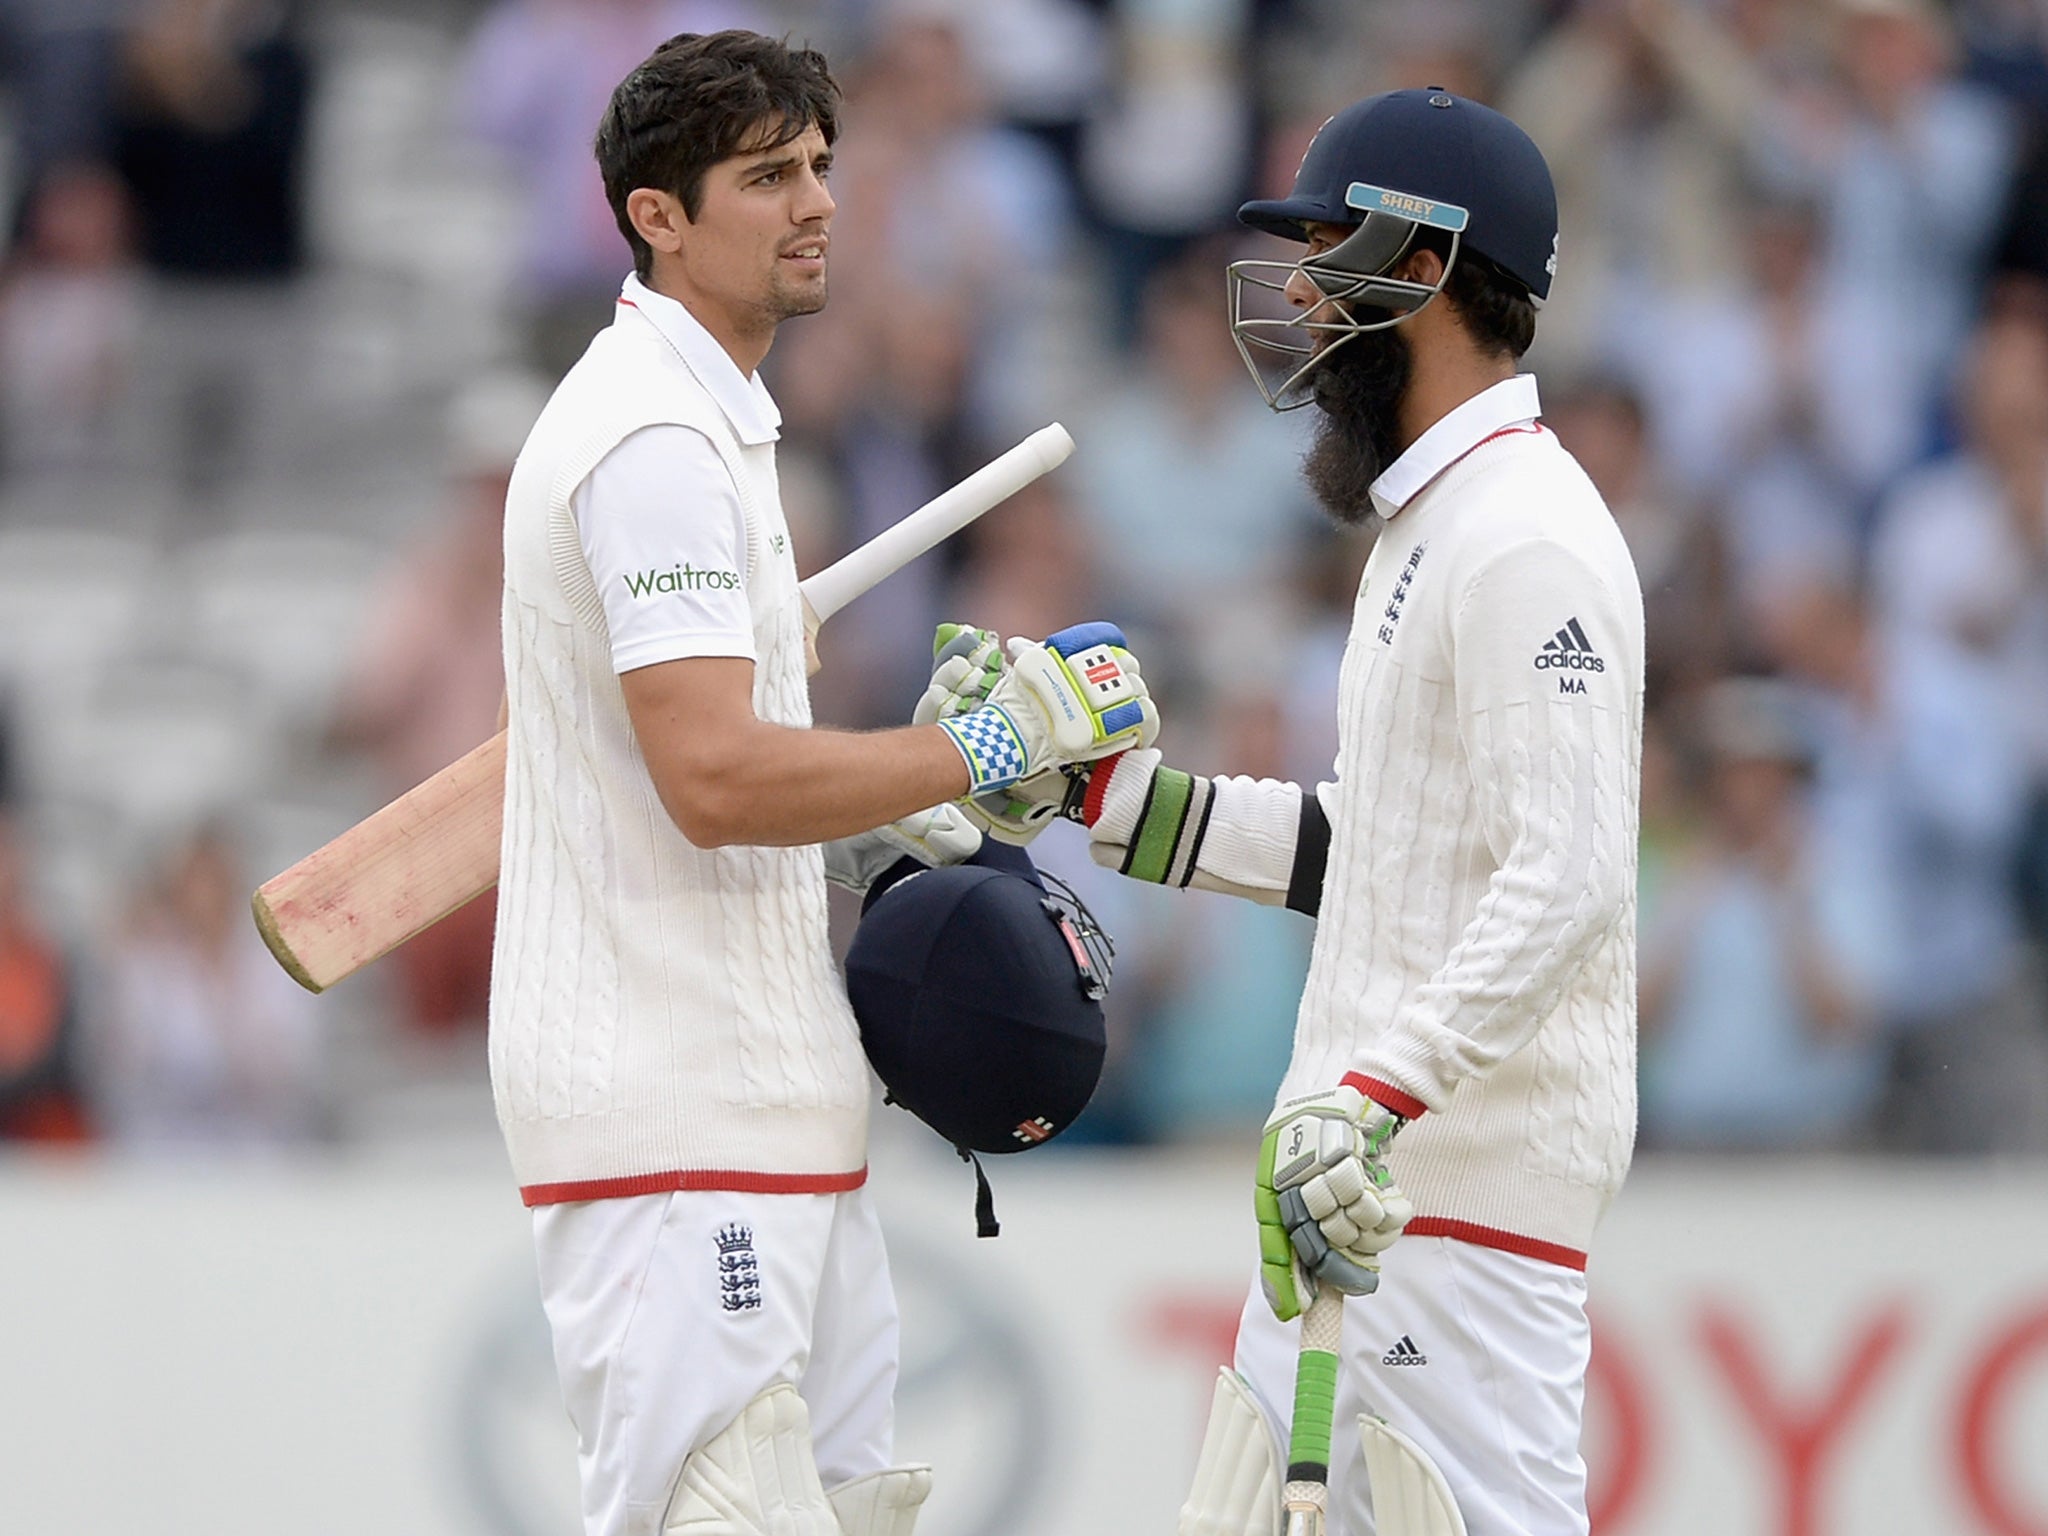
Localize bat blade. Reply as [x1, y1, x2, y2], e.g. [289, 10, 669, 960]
[253, 732, 507, 993]
[254, 422, 1075, 993]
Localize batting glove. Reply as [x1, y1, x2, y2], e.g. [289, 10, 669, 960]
[914, 623, 1004, 726]
[1255, 1084, 1413, 1321]
[933, 622, 1159, 798]
[915, 622, 1090, 845]
[822, 803, 983, 895]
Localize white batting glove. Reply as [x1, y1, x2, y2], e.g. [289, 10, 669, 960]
[1255, 1085, 1413, 1320]
[914, 623, 1003, 726]
[822, 803, 983, 895]
[915, 622, 1086, 845]
[933, 622, 1159, 797]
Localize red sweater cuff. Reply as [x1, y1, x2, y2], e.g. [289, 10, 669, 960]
[1081, 752, 1125, 828]
[1341, 1072, 1428, 1121]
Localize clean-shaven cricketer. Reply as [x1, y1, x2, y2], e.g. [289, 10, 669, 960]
[488, 31, 1155, 1536]
[937, 88, 1643, 1536]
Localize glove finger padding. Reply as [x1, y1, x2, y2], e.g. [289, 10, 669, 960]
[1254, 1174, 1314, 1321]
[1312, 1246, 1382, 1297]
[1319, 1157, 1369, 1208]
[1004, 625, 1158, 757]
[936, 622, 1158, 795]
[874, 803, 983, 867]
[915, 624, 1003, 726]
[1351, 1189, 1415, 1253]
[1279, 1199, 1380, 1298]
[1257, 1086, 1412, 1319]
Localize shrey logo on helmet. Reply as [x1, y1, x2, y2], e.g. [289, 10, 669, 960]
[1227, 87, 1560, 410]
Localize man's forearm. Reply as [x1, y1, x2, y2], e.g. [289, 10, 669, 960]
[1085, 754, 1332, 911]
[648, 720, 971, 849]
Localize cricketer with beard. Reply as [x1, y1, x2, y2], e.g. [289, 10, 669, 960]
[1076, 90, 1644, 1536]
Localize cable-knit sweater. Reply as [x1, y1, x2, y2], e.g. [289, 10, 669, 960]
[1282, 413, 1644, 1268]
[489, 302, 868, 1205]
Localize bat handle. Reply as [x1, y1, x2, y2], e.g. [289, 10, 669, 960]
[800, 593, 822, 677]
[1282, 1288, 1345, 1535]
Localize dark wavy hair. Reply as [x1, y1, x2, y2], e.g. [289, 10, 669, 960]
[594, 31, 840, 280]
[1436, 240, 1538, 359]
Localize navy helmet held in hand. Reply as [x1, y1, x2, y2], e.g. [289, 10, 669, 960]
[846, 840, 1110, 1165]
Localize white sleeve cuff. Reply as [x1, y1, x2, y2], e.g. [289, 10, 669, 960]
[1196, 775, 1304, 897]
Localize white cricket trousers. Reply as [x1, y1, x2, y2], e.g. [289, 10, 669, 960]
[532, 1185, 900, 1536]
[1232, 1236, 1591, 1536]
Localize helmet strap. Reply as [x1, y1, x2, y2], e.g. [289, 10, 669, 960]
[960, 1147, 1000, 1238]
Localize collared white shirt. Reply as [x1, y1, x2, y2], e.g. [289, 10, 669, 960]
[617, 272, 781, 444]
[575, 276, 782, 674]
[1369, 373, 1542, 521]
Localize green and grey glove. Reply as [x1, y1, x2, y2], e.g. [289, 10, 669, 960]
[1255, 1084, 1413, 1321]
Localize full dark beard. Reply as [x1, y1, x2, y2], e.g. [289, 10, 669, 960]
[1302, 323, 1411, 526]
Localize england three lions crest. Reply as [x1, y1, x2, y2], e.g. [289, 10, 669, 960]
[715, 1223, 762, 1314]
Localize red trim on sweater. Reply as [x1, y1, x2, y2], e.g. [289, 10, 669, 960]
[1340, 1072, 1429, 1122]
[1406, 1217, 1587, 1272]
[520, 1165, 868, 1207]
[1469, 421, 1547, 451]
[1082, 752, 1126, 828]
[1391, 419, 1548, 517]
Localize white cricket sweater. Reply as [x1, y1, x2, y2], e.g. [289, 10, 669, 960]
[489, 295, 869, 1205]
[1282, 378, 1643, 1268]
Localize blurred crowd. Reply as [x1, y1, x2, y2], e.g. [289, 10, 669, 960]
[3, 0, 2048, 1159]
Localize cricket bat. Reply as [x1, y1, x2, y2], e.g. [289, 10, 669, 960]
[1284, 1289, 1345, 1536]
[253, 423, 1076, 994]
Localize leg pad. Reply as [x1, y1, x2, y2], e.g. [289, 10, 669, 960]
[1358, 1414, 1468, 1536]
[1180, 1368, 1282, 1536]
[664, 1383, 841, 1536]
[826, 1465, 934, 1536]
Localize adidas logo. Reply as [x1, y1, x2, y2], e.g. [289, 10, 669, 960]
[1534, 617, 1605, 673]
[1382, 1336, 1429, 1367]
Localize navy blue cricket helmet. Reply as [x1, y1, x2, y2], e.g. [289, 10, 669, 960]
[845, 839, 1109, 1161]
[1229, 88, 1559, 409]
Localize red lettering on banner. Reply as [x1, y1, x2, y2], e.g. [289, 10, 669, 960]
[1957, 1302, 2048, 1536]
[1586, 1312, 1652, 1533]
[1696, 1300, 1909, 1536]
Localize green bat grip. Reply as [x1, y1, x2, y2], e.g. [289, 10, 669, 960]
[1282, 1289, 1345, 1535]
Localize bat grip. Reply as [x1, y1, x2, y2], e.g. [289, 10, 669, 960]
[1282, 1288, 1344, 1530]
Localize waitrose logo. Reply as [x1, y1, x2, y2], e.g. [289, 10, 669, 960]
[623, 564, 740, 597]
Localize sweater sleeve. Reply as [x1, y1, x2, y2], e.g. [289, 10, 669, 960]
[1084, 751, 1333, 909]
[1349, 537, 1637, 1112]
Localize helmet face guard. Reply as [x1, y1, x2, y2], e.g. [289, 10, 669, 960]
[1228, 181, 1470, 411]
[1038, 869, 1113, 1002]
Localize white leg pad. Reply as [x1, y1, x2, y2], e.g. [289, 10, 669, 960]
[1179, 1368, 1282, 1536]
[663, 1383, 842, 1536]
[1358, 1414, 1468, 1536]
[826, 1465, 934, 1536]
